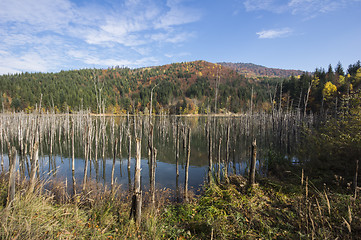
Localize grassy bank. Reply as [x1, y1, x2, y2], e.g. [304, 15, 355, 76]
[0, 171, 360, 239]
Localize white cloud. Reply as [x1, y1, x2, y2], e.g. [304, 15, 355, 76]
[256, 28, 293, 39]
[0, 0, 201, 73]
[83, 0, 200, 47]
[244, 0, 360, 16]
[0, 0, 75, 33]
[151, 31, 195, 43]
[0, 51, 51, 74]
[83, 56, 159, 68]
[287, 0, 353, 15]
[155, 0, 201, 29]
[165, 52, 191, 58]
[244, 0, 287, 13]
[67, 49, 159, 68]
[131, 47, 151, 56]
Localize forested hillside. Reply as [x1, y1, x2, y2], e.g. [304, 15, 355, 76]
[0, 61, 278, 114]
[280, 61, 361, 114]
[0, 60, 360, 115]
[218, 62, 304, 79]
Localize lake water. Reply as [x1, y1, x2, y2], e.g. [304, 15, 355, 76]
[0, 113, 313, 193]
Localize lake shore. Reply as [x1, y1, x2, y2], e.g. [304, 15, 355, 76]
[1, 169, 359, 239]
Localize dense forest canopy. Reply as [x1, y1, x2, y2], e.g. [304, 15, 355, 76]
[0, 60, 360, 115]
[218, 62, 304, 79]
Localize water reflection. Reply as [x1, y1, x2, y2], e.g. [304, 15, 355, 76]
[0, 112, 313, 193]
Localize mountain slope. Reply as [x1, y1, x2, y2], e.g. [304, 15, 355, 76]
[218, 62, 304, 79]
[0, 60, 296, 114]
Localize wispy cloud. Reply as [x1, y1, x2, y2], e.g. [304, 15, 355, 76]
[154, 0, 201, 29]
[0, 0, 75, 33]
[67, 49, 159, 68]
[244, 0, 360, 16]
[164, 52, 191, 58]
[256, 28, 293, 39]
[244, 0, 288, 13]
[151, 31, 195, 44]
[84, 0, 201, 47]
[0, 50, 52, 73]
[0, 0, 201, 74]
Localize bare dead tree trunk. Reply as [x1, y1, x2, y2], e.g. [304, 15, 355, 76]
[176, 170, 180, 202]
[28, 142, 39, 194]
[130, 138, 142, 226]
[102, 118, 106, 184]
[215, 69, 220, 114]
[128, 122, 132, 171]
[279, 82, 283, 112]
[208, 124, 213, 184]
[58, 117, 63, 163]
[217, 138, 222, 184]
[71, 119, 76, 196]
[355, 160, 359, 200]
[119, 124, 123, 178]
[182, 125, 187, 151]
[82, 119, 90, 192]
[150, 86, 155, 116]
[7, 147, 17, 206]
[111, 137, 118, 193]
[249, 139, 257, 186]
[148, 122, 154, 197]
[95, 117, 98, 166]
[268, 83, 277, 115]
[0, 120, 3, 172]
[94, 119, 100, 183]
[176, 122, 180, 176]
[127, 165, 132, 193]
[133, 115, 138, 138]
[250, 86, 253, 115]
[148, 119, 157, 208]
[151, 148, 157, 207]
[184, 127, 191, 202]
[49, 115, 55, 172]
[88, 119, 93, 179]
[224, 122, 230, 183]
[304, 81, 312, 116]
[18, 116, 25, 180]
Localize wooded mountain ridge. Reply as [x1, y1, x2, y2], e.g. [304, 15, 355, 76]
[0, 60, 360, 115]
[218, 62, 304, 79]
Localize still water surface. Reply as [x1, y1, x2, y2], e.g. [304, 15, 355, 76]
[0, 113, 311, 192]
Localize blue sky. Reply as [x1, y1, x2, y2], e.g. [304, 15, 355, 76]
[0, 0, 360, 74]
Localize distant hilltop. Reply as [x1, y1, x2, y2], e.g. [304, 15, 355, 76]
[0, 59, 311, 114]
[218, 62, 304, 79]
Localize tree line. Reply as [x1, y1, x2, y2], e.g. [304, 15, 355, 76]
[0, 60, 360, 115]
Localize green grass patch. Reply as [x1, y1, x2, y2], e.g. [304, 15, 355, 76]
[0, 173, 360, 239]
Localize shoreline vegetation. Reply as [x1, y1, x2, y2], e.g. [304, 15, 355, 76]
[1, 169, 360, 239]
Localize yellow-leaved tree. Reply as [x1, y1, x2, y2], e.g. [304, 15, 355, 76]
[322, 81, 337, 100]
[356, 68, 361, 78]
[337, 75, 345, 85]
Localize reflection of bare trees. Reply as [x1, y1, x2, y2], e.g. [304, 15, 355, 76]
[0, 111, 314, 202]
